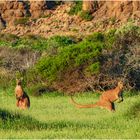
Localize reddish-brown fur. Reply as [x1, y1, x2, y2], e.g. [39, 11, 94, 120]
[15, 79, 30, 109]
[71, 81, 123, 111]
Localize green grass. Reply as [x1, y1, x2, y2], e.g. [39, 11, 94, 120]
[0, 91, 140, 138]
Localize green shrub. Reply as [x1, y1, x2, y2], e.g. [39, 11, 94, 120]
[34, 31, 117, 83]
[12, 35, 48, 50]
[74, 41, 104, 66]
[46, 36, 74, 49]
[35, 35, 105, 82]
[79, 11, 93, 21]
[104, 29, 116, 49]
[0, 34, 75, 51]
[0, 34, 19, 47]
[0, 34, 19, 42]
[0, 41, 10, 47]
[45, 36, 75, 56]
[85, 32, 104, 42]
[115, 22, 140, 36]
[68, 1, 82, 15]
[88, 62, 100, 74]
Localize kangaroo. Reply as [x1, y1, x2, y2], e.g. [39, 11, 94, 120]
[71, 81, 123, 111]
[15, 79, 30, 109]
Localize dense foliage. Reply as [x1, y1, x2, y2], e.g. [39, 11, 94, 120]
[0, 35, 74, 51]
[35, 32, 114, 82]
[0, 22, 140, 92]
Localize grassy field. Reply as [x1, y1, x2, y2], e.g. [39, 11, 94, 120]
[0, 90, 140, 139]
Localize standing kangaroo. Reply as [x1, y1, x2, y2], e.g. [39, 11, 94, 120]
[15, 79, 30, 109]
[71, 81, 124, 111]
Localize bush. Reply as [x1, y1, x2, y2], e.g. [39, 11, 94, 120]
[47, 36, 75, 47]
[88, 62, 100, 74]
[0, 34, 19, 47]
[68, 1, 82, 15]
[12, 35, 48, 51]
[0, 34, 75, 52]
[35, 32, 106, 82]
[46, 36, 75, 56]
[104, 29, 116, 49]
[115, 22, 140, 37]
[85, 32, 104, 42]
[79, 11, 93, 21]
[99, 23, 140, 90]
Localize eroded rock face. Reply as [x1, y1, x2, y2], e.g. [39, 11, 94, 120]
[0, 1, 29, 25]
[0, 0, 50, 25]
[29, 1, 47, 18]
[92, 1, 140, 21]
[82, 1, 99, 13]
[0, 1, 139, 25]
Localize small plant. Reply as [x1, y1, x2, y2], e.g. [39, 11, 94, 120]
[88, 62, 100, 74]
[79, 11, 93, 21]
[85, 32, 104, 42]
[0, 34, 19, 47]
[104, 29, 116, 49]
[115, 22, 140, 36]
[68, 1, 82, 15]
[12, 35, 48, 50]
[109, 17, 116, 24]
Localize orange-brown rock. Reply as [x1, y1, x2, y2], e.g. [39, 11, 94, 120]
[0, 1, 28, 25]
[29, 1, 47, 18]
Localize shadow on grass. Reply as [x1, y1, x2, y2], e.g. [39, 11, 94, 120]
[0, 108, 48, 130]
[0, 108, 94, 130]
[126, 102, 140, 119]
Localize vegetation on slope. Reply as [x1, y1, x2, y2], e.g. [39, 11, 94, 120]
[0, 22, 140, 93]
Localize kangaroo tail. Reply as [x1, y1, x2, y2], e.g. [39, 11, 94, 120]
[70, 96, 98, 108]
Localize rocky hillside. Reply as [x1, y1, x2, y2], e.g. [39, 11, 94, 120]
[0, 1, 140, 38]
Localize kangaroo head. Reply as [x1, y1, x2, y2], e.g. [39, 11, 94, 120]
[16, 77, 23, 86]
[15, 78, 24, 99]
[118, 81, 123, 90]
